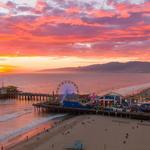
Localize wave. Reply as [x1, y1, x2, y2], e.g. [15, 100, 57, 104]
[0, 99, 16, 105]
[0, 110, 32, 122]
[0, 114, 66, 142]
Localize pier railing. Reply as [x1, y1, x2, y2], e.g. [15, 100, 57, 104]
[17, 93, 54, 101]
[33, 103, 150, 121]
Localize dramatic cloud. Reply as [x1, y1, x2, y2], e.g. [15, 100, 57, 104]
[0, 0, 149, 62]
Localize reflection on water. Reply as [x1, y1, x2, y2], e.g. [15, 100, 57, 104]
[0, 99, 66, 148]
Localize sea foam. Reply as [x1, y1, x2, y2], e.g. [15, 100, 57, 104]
[0, 114, 66, 142]
[0, 110, 32, 122]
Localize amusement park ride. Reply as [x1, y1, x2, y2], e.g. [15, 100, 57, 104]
[55, 80, 90, 109]
[51, 80, 150, 112]
[33, 80, 150, 120]
[56, 80, 79, 103]
[54, 80, 123, 110]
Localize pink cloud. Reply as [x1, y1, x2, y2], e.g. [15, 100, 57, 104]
[0, 0, 149, 61]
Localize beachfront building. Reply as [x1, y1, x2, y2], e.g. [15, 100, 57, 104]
[99, 92, 124, 107]
[0, 86, 19, 99]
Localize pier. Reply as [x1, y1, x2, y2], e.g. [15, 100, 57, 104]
[0, 91, 55, 101]
[0, 93, 17, 99]
[17, 93, 54, 101]
[1, 81, 150, 121]
[33, 102, 150, 121]
[17, 93, 89, 102]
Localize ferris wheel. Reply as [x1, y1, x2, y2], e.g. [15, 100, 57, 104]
[56, 80, 79, 103]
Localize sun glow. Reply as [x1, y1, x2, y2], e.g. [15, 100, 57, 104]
[0, 65, 16, 73]
[0, 56, 144, 73]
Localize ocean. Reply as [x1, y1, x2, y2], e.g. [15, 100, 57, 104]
[0, 72, 150, 148]
[1, 72, 150, 94]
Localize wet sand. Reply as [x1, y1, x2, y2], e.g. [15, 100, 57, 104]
[10, 115, 150, 150]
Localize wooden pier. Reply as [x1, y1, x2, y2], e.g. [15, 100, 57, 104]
[0, 93, 17, 99]
[17, 93, 54, 101]
[33, 103, 150, 121]
[0, 92, 55, 101]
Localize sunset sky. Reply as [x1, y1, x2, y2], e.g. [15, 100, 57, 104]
[0, 0, 150, 73]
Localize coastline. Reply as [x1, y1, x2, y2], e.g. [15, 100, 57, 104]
[9, 115, 150, 150]
[8, 115, 83, 150]
[1, 114, 72, 150]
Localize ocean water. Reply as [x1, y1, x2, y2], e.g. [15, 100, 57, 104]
[1, 72, 150, 94]
[0, 99, 66, 148]
[0, 72, 150, 147]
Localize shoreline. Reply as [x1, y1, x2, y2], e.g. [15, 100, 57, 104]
[9, 115, 150, 150]
[1, 114, 72, 150]
[1, 122, 54, 150]
[8, 115, 84, 150]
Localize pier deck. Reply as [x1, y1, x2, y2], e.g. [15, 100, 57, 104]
[33, 103, 150, 121]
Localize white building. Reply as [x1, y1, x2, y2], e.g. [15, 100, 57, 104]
[99, 92, 124, 106]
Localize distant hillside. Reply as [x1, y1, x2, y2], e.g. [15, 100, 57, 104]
[41, 61, 150, 73]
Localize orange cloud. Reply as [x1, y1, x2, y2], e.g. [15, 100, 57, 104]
[0, 0, 149, 64]
[0, 65, 17, 73]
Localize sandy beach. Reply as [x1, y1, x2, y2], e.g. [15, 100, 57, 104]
[9, 115, 150, 150]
